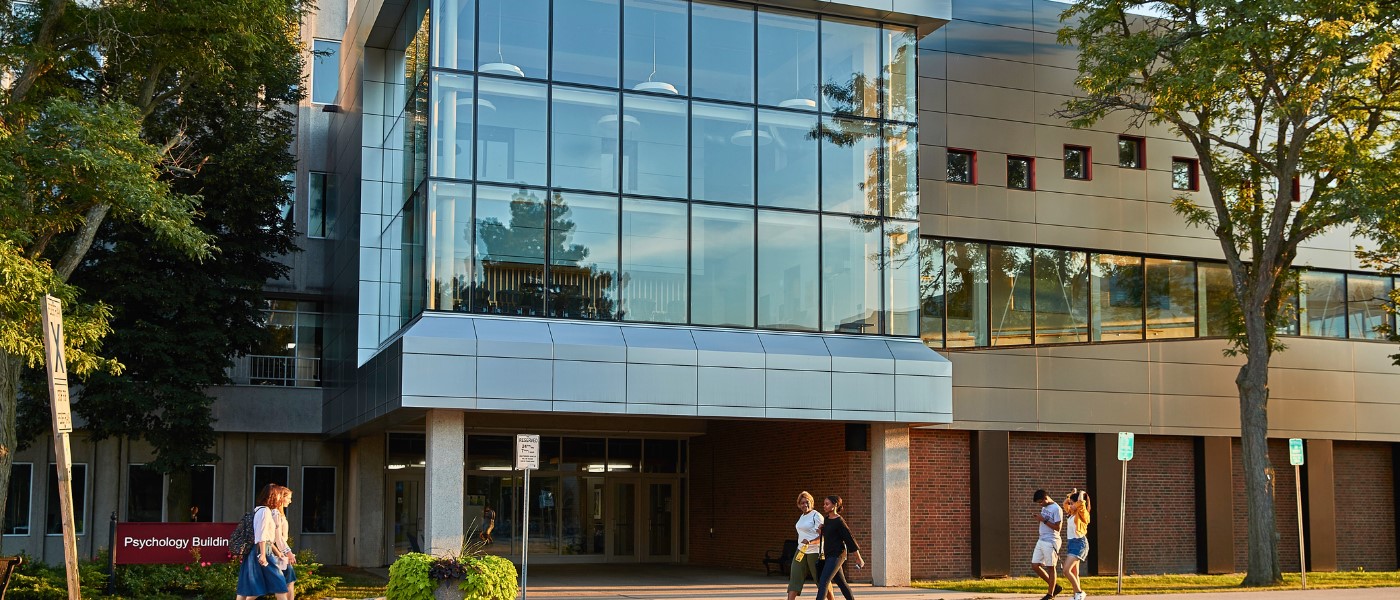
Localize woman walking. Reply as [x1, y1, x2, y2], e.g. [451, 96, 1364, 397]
[815, 495, 865, 600]
[236, 484, 296, 600]
[1062, 489, 1091, 600]
[787, 491, 833, 600]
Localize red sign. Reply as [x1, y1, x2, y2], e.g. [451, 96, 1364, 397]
[114, 522, 239, 564]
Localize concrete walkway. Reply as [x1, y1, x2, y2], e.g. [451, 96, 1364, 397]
[339, 564, 1400, 600]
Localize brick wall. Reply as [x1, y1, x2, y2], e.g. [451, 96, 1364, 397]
[1122, 435, 1197, 574]
[910, 429, 973, 579]
[1009, 432, 1086, 576]
[1333, 442, 1397, 571]
[1232, 439, 1301, 572]
[688, 421, 871, 581]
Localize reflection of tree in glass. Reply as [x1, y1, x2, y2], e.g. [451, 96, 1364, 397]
[810, 73, 918, 222]
[476, 190, 616, 319]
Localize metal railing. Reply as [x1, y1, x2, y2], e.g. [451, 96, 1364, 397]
[226, 355, 321, 387]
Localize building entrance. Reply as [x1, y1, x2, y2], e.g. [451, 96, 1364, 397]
[385, 432, 688, 564]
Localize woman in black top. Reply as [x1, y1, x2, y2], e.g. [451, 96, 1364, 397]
[817, 495, 865, 600]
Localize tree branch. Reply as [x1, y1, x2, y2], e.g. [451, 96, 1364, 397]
[7, 0, 68, 106]
[55, 203, 111, 281]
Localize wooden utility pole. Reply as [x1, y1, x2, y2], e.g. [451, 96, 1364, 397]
[41, 295, 81, 600]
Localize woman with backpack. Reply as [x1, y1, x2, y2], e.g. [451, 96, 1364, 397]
[237, 483, 296, 600]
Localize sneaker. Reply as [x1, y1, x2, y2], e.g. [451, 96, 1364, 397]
[1053, 584, 1063, 597]
[1040, 595, 1053, 600]
[1074, 592, 1087, 600]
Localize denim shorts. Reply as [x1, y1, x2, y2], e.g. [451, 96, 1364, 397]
[1065, 537, 1089, 560]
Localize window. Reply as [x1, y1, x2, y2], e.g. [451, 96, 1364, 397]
[1118, 136, 1145, 169]
[947, 149, 975, 184]
[1172, 157, 1200, 191]
[691, 205, 755, 327]
[477, 0, 548, 78]
[247, 300, 322, 386]
[4, 463, 31, 535]
[691, 2, 754, 103]
[1064, 145, 1091, 180]
[1300, 271, 1345, 337]
[308, 172, 329, 238]
[127, 464, 215, 522]
[252, 465, 290, 505]
[46, 463, 86, 535]
[623, 0, 688, 95]
[989, 245, 1033, 346]
[1033, 249, 1089, 344]
[553, 0, 619, 87]
[1007, 155, 1034, 190]
[1090, 254, 1144, 341]
[1197, 262, 1236, 337]
[1346, 274, 1391, 340]
[278, 173, 294, 226]
[1145, 258, 1197, 339]
[301, 467, 336, 534]
[311, 39, 340, 104]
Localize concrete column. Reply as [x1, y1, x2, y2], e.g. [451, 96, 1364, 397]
[870, 424, 911, 586]
[346, 433, 386, 567]
[424, 409, 465, 555]
[972, 430, 1011, 577]
[1304, 439, 1337, 572]
[1195, 436, 1235, 574]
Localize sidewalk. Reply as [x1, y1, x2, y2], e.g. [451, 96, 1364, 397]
[337, 564, 1400, 600]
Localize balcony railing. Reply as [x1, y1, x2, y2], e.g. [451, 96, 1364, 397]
[226, 355, 321, 387]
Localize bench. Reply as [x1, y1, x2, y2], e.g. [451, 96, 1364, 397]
[0, 555, 23, 599]
[762, 539, 797, 576]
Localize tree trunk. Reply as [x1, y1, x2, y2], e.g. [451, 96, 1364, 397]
[0, 350, 21, 554]
[1238, 315, 1282, 585]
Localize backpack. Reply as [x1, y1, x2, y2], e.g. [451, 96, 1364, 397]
[228, 510, 256, 559]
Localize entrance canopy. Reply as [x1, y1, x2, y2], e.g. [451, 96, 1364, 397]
[333, 314, 950, 435]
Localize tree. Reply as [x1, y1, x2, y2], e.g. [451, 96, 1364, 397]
[0, 0, 307, 541]
[1057, 0, 1400, 584]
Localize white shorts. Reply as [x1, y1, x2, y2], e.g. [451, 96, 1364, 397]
[1032, 539, 1061, 566]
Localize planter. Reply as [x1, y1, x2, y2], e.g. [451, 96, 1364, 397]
[434, 579, 466, 600]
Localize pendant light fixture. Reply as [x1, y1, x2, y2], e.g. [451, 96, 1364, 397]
[480, 2, 524, 77]
[779, 31, 815, 110]
[633, 11, 677, 94]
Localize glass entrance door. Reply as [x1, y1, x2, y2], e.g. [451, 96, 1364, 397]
[387, 472, 425, 558]
[644, 482, 677, 561]
[608, 481, 636, 560]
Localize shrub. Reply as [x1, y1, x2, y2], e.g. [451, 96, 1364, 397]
[457, 555, 518, 600]
[386, 552, 435, 600]
[387, 551, 518, 600]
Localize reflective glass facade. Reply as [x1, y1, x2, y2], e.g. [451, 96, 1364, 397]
[399, 0, 920, 335]
[919, 238, 1399, 350]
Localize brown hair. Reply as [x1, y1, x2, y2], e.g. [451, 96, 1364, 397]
[256, 483, 278, 508]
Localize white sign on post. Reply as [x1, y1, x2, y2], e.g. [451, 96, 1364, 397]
[1117, 431, 1135, 461]
[40, 295, 81, 600]
[1289, 437, 1307, 589]
[516, 434, 540, 600]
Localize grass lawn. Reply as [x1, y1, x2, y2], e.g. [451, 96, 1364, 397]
[317, 565, 388, 599]
[914, 571, 1400, 594]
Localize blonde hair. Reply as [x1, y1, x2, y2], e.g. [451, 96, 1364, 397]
[797, 491, 814, 505]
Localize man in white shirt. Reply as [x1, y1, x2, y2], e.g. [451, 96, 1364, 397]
[1031, 489, 1063, 600]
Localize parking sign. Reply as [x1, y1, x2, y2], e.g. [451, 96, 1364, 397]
[1289, 438, 1304, 466]
[1117, 432, 1134, 461]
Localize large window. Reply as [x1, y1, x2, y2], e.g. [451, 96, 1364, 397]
[1034, 249, 1089, 344]
[410, 4, 920, 336]
[127, 465, 216, 523]
[1090, 254, 1144, 341]
[1145, 258, 1197, 339]
[244, 300, 322, 387]
[989, 245, 1033, 346]
[253, 465, 291, 505]
[311, 39, 340, 104]
[4, 463, 31, 535]
[302, 467, 337, 534]
[1300, 271, 1345, 338]
[46, 463, 86, 535]
[1346, 274, 1391, 340]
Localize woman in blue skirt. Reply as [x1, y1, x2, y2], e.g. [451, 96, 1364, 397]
[237, 483, 295, 600]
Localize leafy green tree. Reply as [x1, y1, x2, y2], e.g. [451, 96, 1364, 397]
[0, 0, 307, 541]
[1058, 0, 1400, 584]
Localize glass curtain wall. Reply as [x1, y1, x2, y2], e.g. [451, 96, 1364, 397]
[406, 0, 921, 336]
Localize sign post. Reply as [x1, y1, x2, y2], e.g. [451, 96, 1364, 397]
[40, 295, 81, 600]
[515, 434, 540, 600]
[1289, 438, 1306, 590]
[1116, 432, 1134, 595]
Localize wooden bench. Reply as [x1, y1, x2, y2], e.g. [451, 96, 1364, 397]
[762, 539, 797, 576]
[0, 555, 24, 599]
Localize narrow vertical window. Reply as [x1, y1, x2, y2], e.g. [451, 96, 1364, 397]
[1172, 158, 1200, 191]
[302, 467, 337, 534]
[308, 172, 329, 238]
[4, 463, 32, 535]
[1064, 145, 1091, 180]
[1007, 155, 1034, 190]
[1118, 136, 1145, 169]
[311, 39, 340, 104]
[947, 149, 975, 184]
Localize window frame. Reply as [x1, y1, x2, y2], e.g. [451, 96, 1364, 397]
[300, 466, 338, 535]
[1117, 135, 1146, 169]
[252, 464, 291, 505]
[1006, 155, 1035, 190]
[46, 462, 88, 536]
[311, 38, 341, 105]
[1063, 145, 1092, 180]
[4, 462, 32, 536]
[1171, 157, 1200, 191]
[946, 149, 976, 185]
